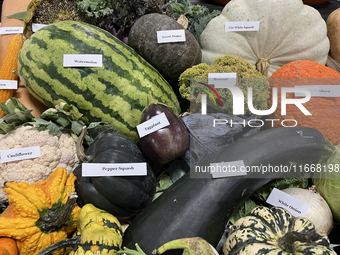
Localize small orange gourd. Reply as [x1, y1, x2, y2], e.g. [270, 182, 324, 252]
[0, 238, 18, 255]
[0, 167, 81, 255]
[268, 60, 340, 145]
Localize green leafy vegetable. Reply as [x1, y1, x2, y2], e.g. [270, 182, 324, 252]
[313, 139, 340, 222]
[76, 0, 173, 43]
[0, 98, 118, 146]
[166, 0, 220, 41]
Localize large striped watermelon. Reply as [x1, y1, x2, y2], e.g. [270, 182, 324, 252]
[18, 20, 181, 140]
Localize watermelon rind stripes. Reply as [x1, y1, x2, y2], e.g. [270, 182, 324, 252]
[18, 20, 181, 140]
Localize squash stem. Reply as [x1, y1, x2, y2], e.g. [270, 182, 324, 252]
[277, 230, 322, 252]
[40, 192, 78, 233]
[76, 126, 93, 162]
[37, 235, 81, 255]
[118, 244, 147, 255]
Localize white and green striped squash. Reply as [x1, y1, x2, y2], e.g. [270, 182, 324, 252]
[223, 206, 336, 255]
[17, 20, 181, 141]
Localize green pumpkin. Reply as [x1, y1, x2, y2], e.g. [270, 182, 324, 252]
[37, 203, 123, 255]
[223, 206, 336, 255]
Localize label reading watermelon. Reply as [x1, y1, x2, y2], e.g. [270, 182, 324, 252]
[63, 54, 103, 67]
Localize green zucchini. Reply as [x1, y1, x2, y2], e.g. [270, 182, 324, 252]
[122, 127, 326, 254]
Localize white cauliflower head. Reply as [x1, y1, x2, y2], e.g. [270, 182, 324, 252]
[0, 125, 80, 202]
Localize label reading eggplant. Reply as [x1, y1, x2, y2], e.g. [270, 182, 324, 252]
[225, 21, 260, 32]
[157, 29, 186, 43]
[0, 80, 18, 89]
[136, 112, 170, 138]
[63, 54, 103, 67]
[1, 146, 41, 163]
[266, 188, 310, 217]
[209, 160, 247, 178]
[82, 162, 147, 176]
[0, 27, 24, 34]
[294, 85, 340, 97]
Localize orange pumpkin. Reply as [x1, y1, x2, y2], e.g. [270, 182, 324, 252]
[268, 60, 340, 145]
[0, 238, 18, 255]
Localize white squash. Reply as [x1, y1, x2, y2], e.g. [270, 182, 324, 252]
[199, 0, 330, 78]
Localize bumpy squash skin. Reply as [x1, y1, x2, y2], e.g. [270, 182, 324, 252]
[223, 206, 336, 255]
[36, 204, 123, 255]
[128, 13, 202, 82]
[0, 168, 81, 255]
[17, 20, 181, 141]
[122, 127, 326, 254]
[74, 132, 157, 220]
[327, 8, 340, 63]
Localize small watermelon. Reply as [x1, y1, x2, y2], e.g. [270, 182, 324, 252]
[18, 20, 181, 141]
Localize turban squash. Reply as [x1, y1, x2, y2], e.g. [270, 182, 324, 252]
[223, 206, 336, 254]
[268, 60, 340, 145]
[0, 167, 81, 255]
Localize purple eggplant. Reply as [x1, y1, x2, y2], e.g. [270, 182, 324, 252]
[139, 103, 189, 163]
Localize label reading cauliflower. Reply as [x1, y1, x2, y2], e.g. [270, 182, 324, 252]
[0, 125, 80, 203]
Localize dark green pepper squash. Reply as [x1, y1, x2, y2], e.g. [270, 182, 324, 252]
[73, 127, 157, 220]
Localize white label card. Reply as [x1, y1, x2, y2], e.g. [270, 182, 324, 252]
[294, 85, 340, 97]
[157, 29, 186, 43]
[210, 160, 247, 178]
[82, 162, 147, 176]
[266, 188, 310, 217]
[63, 54, 103, 67]
[1, 146, 41, 163]
[225, 21, 260, 32]
[0, 27, 24, 34]
[32, 23, 48, 32]
[136, 112, 170, 138]
[0, 80, 18, 89]
[208, 73, 237, 88]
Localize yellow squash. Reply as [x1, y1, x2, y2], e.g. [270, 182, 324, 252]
[0, 167, 81, 255]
